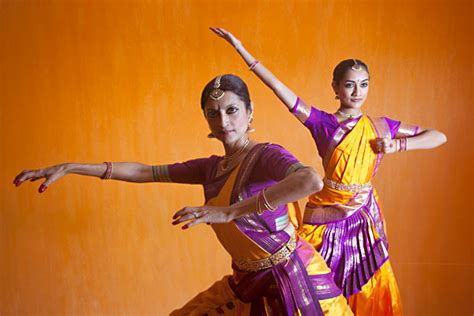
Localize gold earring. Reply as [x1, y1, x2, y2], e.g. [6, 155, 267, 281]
[335, 95, 340, 100]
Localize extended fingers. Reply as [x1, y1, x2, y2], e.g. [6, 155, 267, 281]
[14, 169, 37, 187]
[172, 207, 209, 228]
[173, 206, 195, 219]
[37, 172, 64, 193]
[172, 212, 196, 226]
[182, 215, 210, 229]
[209, 27, 224, 36]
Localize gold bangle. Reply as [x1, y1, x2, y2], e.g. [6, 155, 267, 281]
[256, 191, 264, 215]
[249, 60, 260, 71]
[101, 162, 113, 180]
[261, 188, 277, 211]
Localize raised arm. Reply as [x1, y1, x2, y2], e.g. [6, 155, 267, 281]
[210, 27, 299, 111]
[13, 162, 158, 193]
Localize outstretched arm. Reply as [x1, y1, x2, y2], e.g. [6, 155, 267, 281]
[14, 162, 157, 193]
[210, 27, 299, 111]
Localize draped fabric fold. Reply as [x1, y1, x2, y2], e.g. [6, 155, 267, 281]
[172, 143, 353, 315]
[300, 116, 402, 313]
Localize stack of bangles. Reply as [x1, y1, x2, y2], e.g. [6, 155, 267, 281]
[398, 138, 408, 152]
[256, 188, 277, 215]
[101, 162, 113, 180]
[249, 60, 259, 71]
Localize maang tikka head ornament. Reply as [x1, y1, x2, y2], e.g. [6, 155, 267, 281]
[209, 75, 225, 101]
[351, 59, 363, 72]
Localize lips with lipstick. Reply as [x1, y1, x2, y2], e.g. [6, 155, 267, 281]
[219, 130, 234, 136]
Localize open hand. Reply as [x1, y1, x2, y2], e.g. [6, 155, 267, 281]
[172, 205, 238, 229]
[13, 164, 69, 193]
[209, 27, 242, 49]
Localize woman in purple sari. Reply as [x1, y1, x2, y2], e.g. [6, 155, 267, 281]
[14, 74, 353, 315]
[211, 28, 447, 315]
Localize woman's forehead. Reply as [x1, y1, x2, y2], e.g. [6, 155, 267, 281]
[204, 92, 244, 110]
[342, 69, 370, 82]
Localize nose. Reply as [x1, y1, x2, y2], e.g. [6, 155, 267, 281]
[218, 113, 229, 128]
[352, 85, 360, 97]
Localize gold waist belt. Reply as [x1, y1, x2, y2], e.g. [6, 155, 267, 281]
[324, 177, 372, 193]
[233, 234, 297, 272]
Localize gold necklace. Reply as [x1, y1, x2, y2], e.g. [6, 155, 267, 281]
[336, 110, 363, 119]
[221, 138, 250, 171]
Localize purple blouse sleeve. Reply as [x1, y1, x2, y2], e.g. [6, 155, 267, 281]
[383, 117, 401, 139]
[301, 101, 339, 158]
[167, 156, 217, 184]
[255, 144, 303, 182]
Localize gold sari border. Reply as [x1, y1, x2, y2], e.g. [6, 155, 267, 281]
[233, 234, 297, 272]
[323, 177, 372, 193]
[397, 124, 419, 137]
[290, 97, 312, 124]
[322, 117, 361, 170]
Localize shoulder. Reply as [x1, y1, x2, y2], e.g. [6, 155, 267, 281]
[305, 105, 338, 128]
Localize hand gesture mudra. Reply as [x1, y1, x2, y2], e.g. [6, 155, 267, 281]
[209, 27, 242, 49]
[372, 137, 398, 154]
[172, 205, 237, 230]
[13, 164, 68, 193]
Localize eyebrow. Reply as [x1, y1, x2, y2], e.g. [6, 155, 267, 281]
[345, 79, 369, 83]
[206, 103, 238, 110]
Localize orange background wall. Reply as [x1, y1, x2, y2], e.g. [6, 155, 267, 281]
[1, 1, 472, 315]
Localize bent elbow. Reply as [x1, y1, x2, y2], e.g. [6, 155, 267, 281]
[298, 168, 323, 193]
[433, 129, 447, 147]
[440, 132, 447, 145]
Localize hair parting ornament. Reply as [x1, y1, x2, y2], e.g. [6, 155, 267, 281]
[351, 59, 363, 72]
[209, 75, 225, 101]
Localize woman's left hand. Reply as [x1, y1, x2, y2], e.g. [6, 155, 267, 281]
[372, 137, 398, 154]
[172, 205, 238, 229]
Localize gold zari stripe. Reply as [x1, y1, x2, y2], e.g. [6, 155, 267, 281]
[324, 177, 372, 193]
[233, 234, 297, 272]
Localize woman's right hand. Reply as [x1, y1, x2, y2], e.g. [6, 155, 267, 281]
[209, 27, 242, 49]
[13, 163, 70, 193]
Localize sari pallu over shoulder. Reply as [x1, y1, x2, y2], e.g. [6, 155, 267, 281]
[302, 116, 392, 297]
[230, 144, 324, 315]
[220, 143, 325, 315]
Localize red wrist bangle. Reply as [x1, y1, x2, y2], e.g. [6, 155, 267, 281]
[101, 162, 113, 180]
[249, 60, 260, 71]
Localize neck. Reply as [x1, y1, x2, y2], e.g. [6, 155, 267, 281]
[223, 135, 249, 156]
[337, 106, 362, 116]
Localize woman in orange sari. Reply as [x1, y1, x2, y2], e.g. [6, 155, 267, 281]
[14, 74, 353, 315]
[212, 28, 447, 315]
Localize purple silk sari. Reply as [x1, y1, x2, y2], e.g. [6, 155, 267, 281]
[227, 144, 324, 315]
[168, 143, 341, 315]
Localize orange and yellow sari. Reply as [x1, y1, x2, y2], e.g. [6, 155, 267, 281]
[290, 96, 405, 315]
